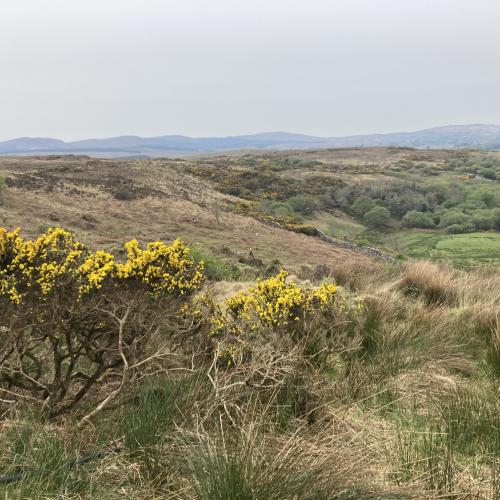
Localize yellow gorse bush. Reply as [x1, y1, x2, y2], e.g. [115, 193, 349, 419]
[0, 227, 204, 303]
[211, 269, 338, 336]
[0, 227, 85, 302]
[115, 239, 204, 295]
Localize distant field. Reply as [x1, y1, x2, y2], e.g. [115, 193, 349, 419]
[185, 147, 500, 266]
[394, 231, 500, 266]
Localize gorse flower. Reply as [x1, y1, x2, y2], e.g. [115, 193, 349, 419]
[77, 250, 115, 295]
[310, 283, 338, 308]
[0, 227, 84, 301]
[0, 227, 204, 303]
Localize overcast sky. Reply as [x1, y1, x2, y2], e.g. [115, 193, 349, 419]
[1, 0, 499, 140]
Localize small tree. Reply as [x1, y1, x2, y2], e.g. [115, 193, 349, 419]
[401, 210, 435, 229]
[468, 188, 499, 209]
[494, 209, 500, 231]
[363, 206, 391, 229]
[211, 201, 222, 225]
[287, 195, 318, 215]
[479, 168, 497, 180]
[438, 210, 470, 229]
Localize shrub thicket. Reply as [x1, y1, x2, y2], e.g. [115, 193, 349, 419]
[0, 227, 203, 417]
[208, 269, 361, 367]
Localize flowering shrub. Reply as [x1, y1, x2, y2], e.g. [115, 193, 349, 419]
[115, 239, 203, 295]
[0, 227, 203, 304]
[0, 227, 204, 417]
[212, 270, 338, 334]
[208, 270, 360, 366]
[0, 227, 87, 302]
[78, 249, 115, 295]
[283, 223, 320, 236]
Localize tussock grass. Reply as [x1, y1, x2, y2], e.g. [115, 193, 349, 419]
[398, 260, 459, 306]
[120, 374, 210, 489]
[183, 425, 366, 499]
[434, 385, 500, 456]
[328, 258, 389, 291]
[0, 417, 110, 499]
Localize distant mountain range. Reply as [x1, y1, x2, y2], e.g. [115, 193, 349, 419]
[2, 124, 500, 157]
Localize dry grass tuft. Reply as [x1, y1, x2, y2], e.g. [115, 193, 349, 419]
[397, 260, 459, 306]
[329, 258, 390, 291]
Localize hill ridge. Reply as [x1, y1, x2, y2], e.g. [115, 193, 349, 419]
[2, 124, 500, 157]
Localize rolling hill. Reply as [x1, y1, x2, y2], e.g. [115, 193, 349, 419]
[1, 124, 500, 157]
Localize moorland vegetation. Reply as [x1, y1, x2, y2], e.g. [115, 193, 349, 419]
[0, 150, 499, 498]
[0, 226, 498, 498]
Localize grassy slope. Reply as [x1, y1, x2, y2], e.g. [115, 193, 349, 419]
[307, 210, 365, 239]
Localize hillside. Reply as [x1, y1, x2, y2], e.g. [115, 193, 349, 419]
[0, 155, 373, 278]
[2, 124, 500, 157]
[1, 147, 499, 268]
[187, 147, 500, 266]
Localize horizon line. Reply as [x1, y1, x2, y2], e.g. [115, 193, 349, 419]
[1, 122, 499, 143]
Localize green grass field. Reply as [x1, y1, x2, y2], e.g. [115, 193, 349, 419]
[308, 212, 500, 267]
[396, 231, 500, 266]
